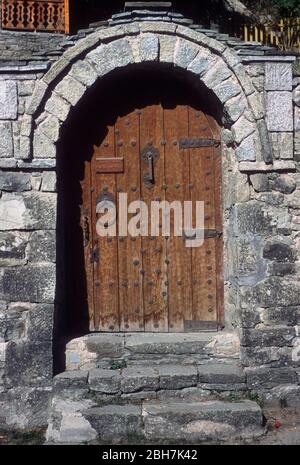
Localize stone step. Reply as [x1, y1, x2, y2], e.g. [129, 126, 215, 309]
[46, 399, 264, 444]
[66, 331, 240, 370]
[53, 363, 247, 402]
[141, 400, 264, 443]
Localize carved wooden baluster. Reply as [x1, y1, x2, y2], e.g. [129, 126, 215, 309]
[26, 0, 36, 29]
[37, 0, 46, 30]
[56, 2, 65, 32]
[46, 1, 56, 31]
[16, 0, 25, 28]
[5, 0, 16, 29]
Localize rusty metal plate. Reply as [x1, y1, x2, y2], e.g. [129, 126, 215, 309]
[184, 320, 218, 332]
[96, 158, 124, 173]
[180, 138, 220, 149]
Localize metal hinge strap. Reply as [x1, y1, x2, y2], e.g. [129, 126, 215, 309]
[180, 138, 221, 149]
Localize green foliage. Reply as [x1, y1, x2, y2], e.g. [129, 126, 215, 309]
[245, 0, 300, 17]
[273, 0, 300, 16]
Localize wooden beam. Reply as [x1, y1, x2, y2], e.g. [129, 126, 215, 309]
[125, 2, 172, 11]
[96, 158, 125, 174]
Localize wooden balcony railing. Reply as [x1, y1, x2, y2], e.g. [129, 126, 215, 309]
[1, 0, 70, 33]
[243, 18, 300, 51]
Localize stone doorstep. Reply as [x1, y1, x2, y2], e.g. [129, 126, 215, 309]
[66, 331, 240, 371]
[46, 399, 264, 444]
[54, 363, 246, 397]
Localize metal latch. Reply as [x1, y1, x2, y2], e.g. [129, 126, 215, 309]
[141, 145, 160, 185]
[183, 229, 223, 241]
[180, 138, 221, 149]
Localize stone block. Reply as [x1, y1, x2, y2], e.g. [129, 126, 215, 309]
[159, 365, 198, 390]
[295, 106, 300, 131]
[4, 340, 53, 388]
[18, 80, 35, 97]
[22, 303, 54, 342]
[232, 117, 256, 145]
[260, 307, 299, 327]
[17, 136, 31, 161]
[70, 60, 98, 88]
[241, 326, 296, 347]
[0, 81, 18, 120]
[198, 364, 245, 385]
[234, 201, 272, 236]
[41, 172, 57, 192]
[0, 172, 31, 192]
[268, 262, 295, 277]
[250, 173, 270, 192]
[159, 35, 176, 63]
[55, 75, 86, 107]
[27, 230, 56, 263]
[236, 134, 256, 161]
[214, 77, 241, 104]
[0, 386, 52, 429]
[265, 63, 292, 91]
[187, 52, 212, 77]
[66, 334, 125, 370]
[0, 231, 28, 266]
[224, 95, 247, 123]
[263, 240, 294, 262]
[0, 192, 57, 230]
[87, 39, 134, 77]
[0, 306, 26, 341]
[26, 80, 48, 116]
[46, 398, 98, 444]
[139, 34, 159, 62]
[45, 93, 71, 122]
[39, 115, 60, 143]
[121, 367, 159, 393]
[202, 61, 232, 90]
[233, 63, 255, 96]
[143, 400, 263, 442]
[0, 264, 56, 303]
[33, 131, 56, 159]
[271, 132, 293, 160]
[0, 122, 13, 158]
[266, 91, 293, 132]
[83, 404, 143, 441]
[293, 85, 300, 107]
[88, 368, 121, 394]
[246, 367, 297, 389]
[174, 40, 198, 69]
[253, 277, 300, 307]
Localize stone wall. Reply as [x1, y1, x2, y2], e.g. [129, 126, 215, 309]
[0, 18, 299, 430]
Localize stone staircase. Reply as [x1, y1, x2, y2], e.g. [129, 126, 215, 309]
[46, 333, 265, 444]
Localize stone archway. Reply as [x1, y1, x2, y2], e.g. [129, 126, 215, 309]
[19, 22, 270, 342]
[20, 23, 268, 168]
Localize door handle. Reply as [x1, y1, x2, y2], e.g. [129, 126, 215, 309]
[141, 145, 160, 186]
[147, 154, 154, 184]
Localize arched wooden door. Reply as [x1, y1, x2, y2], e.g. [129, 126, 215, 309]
[80, 101, 223, 333]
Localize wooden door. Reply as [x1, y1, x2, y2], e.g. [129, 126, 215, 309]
[80, 102, 223, 332]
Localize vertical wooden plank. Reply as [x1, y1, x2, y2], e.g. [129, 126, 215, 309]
[64, 0, 70, 34]
[116, 111, 144, 332]
[80, 159, 95, 330]
[140, 104, 168, 332]
[188, 108, 218, 323]
[164, 104, 193, 332]
[213, 138, 224, 328]
[91, 124, 120, 332]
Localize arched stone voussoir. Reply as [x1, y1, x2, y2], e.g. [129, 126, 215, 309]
[31, 26, 266, 165]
